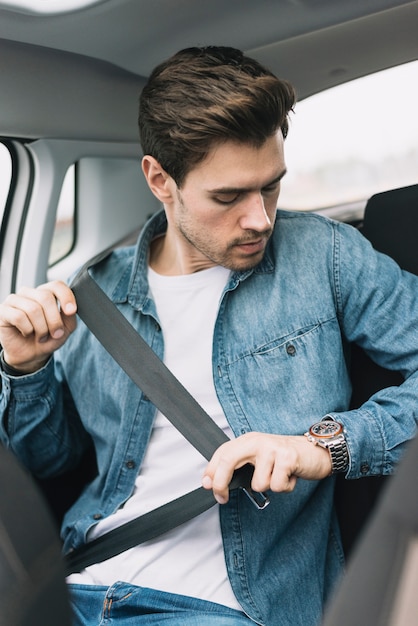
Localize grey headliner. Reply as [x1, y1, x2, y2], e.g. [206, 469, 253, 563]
[1, 0, 416, 77]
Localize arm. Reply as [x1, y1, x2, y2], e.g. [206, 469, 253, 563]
[203, 222, 418, 502]
[0, 281, 87, 477]
[327, 220, 418, 478]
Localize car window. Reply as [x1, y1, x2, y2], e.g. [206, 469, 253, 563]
[49, 164, 76, 266]
[0, 142, 12, 225]
[279, 60, 418, 211]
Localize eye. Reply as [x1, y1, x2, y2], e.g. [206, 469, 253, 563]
[212, 193, 240, 205]
[262, 181, 280, 196]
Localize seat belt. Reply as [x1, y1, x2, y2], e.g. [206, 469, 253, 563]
[64, 250, 269, 576]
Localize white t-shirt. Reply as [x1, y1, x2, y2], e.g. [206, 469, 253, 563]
[68, 265, 242, 611]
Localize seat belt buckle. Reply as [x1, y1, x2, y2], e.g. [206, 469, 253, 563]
[241, 487, 270, 510]
[232, 464, 270, 509]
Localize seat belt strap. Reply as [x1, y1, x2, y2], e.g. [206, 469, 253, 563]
[65, 487, 213, 575]
[71, 252, 230, 460]
[64, 251, 268, 575]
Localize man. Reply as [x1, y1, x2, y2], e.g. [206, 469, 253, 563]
[0, 47, 417, 626]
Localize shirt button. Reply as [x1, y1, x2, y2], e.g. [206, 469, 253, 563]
[286, 344, 296, 356]
[360, 463, 370, 475]
[93, 513, 102, 520]
[126, 460, 136, 469]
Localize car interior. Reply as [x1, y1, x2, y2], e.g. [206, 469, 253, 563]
[0, 0, 417, 624]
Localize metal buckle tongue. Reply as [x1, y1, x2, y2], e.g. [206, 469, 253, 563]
[241, 486, 270, 510]
[231, 463, 270, 510]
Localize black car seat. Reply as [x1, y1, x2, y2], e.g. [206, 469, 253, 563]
[335, 184, 418, 549]
[362, 184, 418, 274]
[0, 444, 72, 626]
[323, 431, 418, 625]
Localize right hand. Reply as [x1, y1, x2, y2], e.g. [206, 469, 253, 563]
[0, 281, 77, 374]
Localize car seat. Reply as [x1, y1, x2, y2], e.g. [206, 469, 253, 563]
[0, 444, 72, 626]
[323, 432, 418, 625]
[362, 183, 418, 274]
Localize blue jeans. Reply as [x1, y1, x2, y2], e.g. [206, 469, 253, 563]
[68, 582, 254, 625]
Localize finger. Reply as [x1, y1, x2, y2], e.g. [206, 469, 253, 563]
[269, 449, 299, 493]
[16, 288, 64, 341]
[210, 458, 234, 504]
[281, 473, 298, 493]
[36, 281, 77, 317]
[250, 452, 275, 493]
[19, 283, 76, 340]
[204, 434, 262, 504]
[205, 442, 248, 504]
[0, 293, 50, 339]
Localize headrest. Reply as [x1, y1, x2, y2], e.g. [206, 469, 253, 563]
[362, 184, 418, 275]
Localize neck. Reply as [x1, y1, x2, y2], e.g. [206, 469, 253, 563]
[149, 232, 216, 276]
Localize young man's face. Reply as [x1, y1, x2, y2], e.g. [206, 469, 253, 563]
[170, 131, 286, 272]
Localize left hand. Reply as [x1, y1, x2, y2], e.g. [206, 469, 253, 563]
[202, 431, 332, 504]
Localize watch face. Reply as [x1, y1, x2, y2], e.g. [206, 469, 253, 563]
[309, 421, 343, 438]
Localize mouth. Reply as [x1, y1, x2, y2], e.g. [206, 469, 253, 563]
[234, 238, 266, 255]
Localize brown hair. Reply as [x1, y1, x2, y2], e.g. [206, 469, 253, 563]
[139, 46, 296, 187]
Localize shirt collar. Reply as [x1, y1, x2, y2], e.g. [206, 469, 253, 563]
[112, 209, 275, 309]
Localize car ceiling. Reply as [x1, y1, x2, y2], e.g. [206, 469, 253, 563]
[0, 0, 417, 141]
[1, 0, 417, 77]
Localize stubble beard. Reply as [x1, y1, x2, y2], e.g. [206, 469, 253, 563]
[175, 190, 274, 271]
[178, 221, 272, 272]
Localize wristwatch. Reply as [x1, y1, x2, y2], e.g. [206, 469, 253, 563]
[304, 417, 349, 474]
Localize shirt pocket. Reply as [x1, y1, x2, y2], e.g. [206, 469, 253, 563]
[224, 317, 351, 433]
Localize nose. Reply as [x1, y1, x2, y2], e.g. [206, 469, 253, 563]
[239, 192, 272, 232]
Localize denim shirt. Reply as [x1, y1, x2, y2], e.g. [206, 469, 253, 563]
[1, 209, 418, 626]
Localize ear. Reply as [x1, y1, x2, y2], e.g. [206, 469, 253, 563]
[142, 155, 175, 203]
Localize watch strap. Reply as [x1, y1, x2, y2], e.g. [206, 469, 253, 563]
[326, 436, 349, 474]
[321, 416, 349, 474]
[305, 417, 349, 474]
